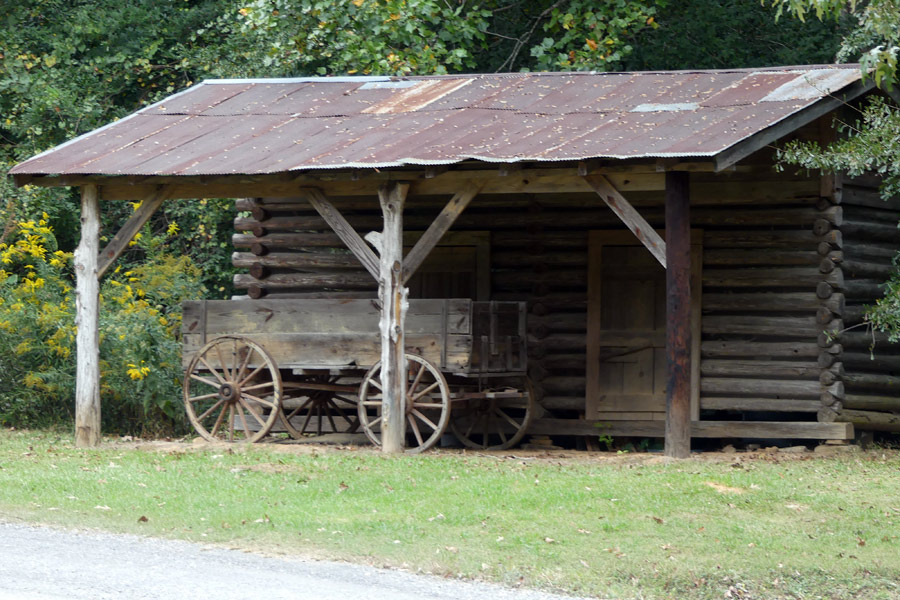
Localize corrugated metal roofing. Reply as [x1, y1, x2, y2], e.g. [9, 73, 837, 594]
[9, 66, 865, 178]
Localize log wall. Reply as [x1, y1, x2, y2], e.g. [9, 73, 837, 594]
[817, 174, 900, 432]
[230, 163, 854, 430]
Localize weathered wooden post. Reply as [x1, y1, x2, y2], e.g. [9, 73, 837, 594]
[73, 184, 101, 447]
[664, 171, 691, 458]
[378, 182, 410, 453]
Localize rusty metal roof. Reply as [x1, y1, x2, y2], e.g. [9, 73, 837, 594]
[10, 66, 867, 179]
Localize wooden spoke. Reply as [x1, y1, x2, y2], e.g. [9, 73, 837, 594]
[234, 347, 253, 387]
[242, 380, 276, 393]
[197, 356, 226, 385]
[408, 414, 424, 447]
[215, 344, 232, 382]
[280, 374, 360, 439]
[237, 363, 266, 387]
[236, 403, 251, 440]
[411, 408, 438, 432]
[197, 398, 225, 422]
[187, 391, 219, 403]
[183, 336, 282, 443]
[243, 393, 277, 409]
[409, 363, 427, 397]
[239, 397, 267, 428]
[209, 402, 227, 438]
[449, 376, 535, 451]
[189, 373, 221, 389]
[410, 381, 441, 402]
[358, 354, 450, 453]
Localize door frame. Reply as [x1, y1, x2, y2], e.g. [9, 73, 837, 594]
[586, 229, 702, 421]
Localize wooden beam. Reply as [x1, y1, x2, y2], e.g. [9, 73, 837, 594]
[378, 182, 410, 453]
[664, 171, 692, 458]
[528, 419, 854, 439]
[96, 187, 169, 279]
[583, 174, 666, 267]
[402, 181, 482, 284]
[302, 187, 380, 280]
[62, 168, 671, 201]
[74, 185, 101, 447]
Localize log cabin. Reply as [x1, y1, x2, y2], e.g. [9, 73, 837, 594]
[10, 65, 900, 451]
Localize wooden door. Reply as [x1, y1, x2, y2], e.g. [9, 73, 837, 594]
[586, 231, 701, 421]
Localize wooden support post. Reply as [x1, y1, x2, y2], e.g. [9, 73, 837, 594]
[74, 185, 101, 447]
[402, 181, 482, 283]
[664, 171, 692, 458]
[583, 174, 666, 267]
[96, 187, 169, 279]
[378, 182, 410, 454]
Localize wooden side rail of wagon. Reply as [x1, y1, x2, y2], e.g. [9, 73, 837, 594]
[180, 298, 535, 452]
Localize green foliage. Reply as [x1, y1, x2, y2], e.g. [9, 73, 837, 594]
[766, 0, 900, 89]
[241, 0, 490, 75]
[767, 0, 900, 341]
[622, 0, 847, 70]
[0, 216, 204, 434]
[527, 0, 661, 71]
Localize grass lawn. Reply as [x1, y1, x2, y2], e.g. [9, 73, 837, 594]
[0, 428, 898, 599]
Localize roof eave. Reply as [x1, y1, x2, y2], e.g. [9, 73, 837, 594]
[712, 77, 875, 172]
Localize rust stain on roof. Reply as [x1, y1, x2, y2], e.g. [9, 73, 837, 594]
[362, 78, 473, 114]
[9, 66, 866, 178]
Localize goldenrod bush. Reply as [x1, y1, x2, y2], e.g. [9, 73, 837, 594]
[0, 215, 204, 434]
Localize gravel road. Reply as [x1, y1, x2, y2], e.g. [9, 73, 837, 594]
[0, 520, 594, 600]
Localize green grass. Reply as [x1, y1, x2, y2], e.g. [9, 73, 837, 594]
[1, 428, 898, 599]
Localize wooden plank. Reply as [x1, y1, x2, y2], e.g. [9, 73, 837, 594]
[182, 332, 472, 372]
[402, 181, 482, 284]
[96, 187, 169, 278]
[665, 170, 691, 458]
[529, 418, 854, 439]
[302, 188, 380, 280]
[74, 185, 101, 448]
[584, 174, 666, 267]
[378, 181, 409, 453]
[182, 298, 472, 336]
[88, 168, 666, 201]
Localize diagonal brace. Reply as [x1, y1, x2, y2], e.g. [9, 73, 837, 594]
[96, 187, 170, 279]
[402, 181, 482, 284]
[302, 187, 380, 280]
[584, 174, 666, 268]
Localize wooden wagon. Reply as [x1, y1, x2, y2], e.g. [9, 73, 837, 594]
[180, 298, 535, 452]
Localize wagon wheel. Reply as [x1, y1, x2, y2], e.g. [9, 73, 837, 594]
[281, 374, 360, 438]
[357, 354, 450, 454]
[450, 377, 536, 450]
[183, 336, 283, 443]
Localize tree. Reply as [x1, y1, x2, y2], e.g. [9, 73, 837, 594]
[765, 0, 900, 340]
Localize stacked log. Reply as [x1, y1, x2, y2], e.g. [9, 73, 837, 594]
[698, 195, 834, 416]
[817, 174, 900, 431]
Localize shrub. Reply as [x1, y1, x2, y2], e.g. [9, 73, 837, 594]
[0, 214, 205, 435]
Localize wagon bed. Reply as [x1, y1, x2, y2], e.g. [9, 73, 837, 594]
[181, 298, 534, 452]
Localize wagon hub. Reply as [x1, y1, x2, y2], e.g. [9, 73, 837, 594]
[218, 383, 239, 401]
